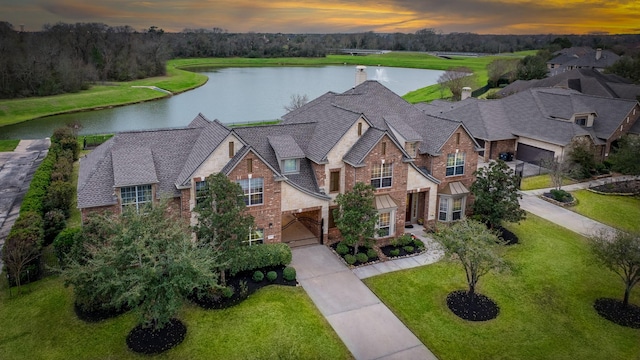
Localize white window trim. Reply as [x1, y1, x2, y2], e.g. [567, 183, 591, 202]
[446, 152, 465, 177]
[121, 184, 153, 213]
[246, 228, 264, 246]
[237, 178, 264, 206]
[282, 159, 300, 174]
[376, 210, 395, 238]
[438, 195, 466, 222]
[371, 163, 393, 189]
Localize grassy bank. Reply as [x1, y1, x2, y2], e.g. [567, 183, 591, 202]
[364, 214, 640, 360]
[0, 52, 531, 130]
[0, 139, 20, 152]
[0, 277, 351, 359]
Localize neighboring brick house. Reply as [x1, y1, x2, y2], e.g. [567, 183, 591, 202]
[547, 47, 620, 76]
[419, 87, 640, 164]
[78, 79, 481, 247]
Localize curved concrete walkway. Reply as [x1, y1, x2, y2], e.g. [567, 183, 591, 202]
[292, 244, 438, 360]
[518, 175, 638, 237]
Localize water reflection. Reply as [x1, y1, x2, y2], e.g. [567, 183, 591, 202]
[0, 66, 443, 139]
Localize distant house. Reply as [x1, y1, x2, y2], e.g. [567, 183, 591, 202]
[499, 68, 640, 100]
[419, 88, 640, 164]
[78, 74, 481, 247]
[547, 47, 619, 76]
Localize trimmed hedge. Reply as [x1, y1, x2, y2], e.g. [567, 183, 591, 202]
[283, 266, 296, 281]
[19, 151, 56, 216]
[52, 227, 82, 267]
[228, 243, 292, 276]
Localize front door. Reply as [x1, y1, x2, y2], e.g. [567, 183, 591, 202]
[405, 193, 419, 223]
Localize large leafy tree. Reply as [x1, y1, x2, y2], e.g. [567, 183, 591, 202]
[193, 172, 255, 285]
[471, 159, 525, 229]
[516, 54, 548, 80]
[608, 135, 640, 175]
[590, 230, 640, 307]
[334, 182, 378, 255]
[62, 202, 221, 330]
[434, 219, 508, 298]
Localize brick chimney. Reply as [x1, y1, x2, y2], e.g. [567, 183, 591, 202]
[461, 87, 472, 100]
[355, 66, 367, 86]
[596, 48, 602, 60]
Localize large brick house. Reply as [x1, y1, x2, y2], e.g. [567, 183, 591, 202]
[78, 77, 481, 246]
[419, 87, 640, 164]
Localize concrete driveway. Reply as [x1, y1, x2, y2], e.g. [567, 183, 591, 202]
[292, 245, 438, 360]
[0, 139, 50, 257]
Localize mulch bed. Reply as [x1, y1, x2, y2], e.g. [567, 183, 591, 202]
[74, 302, 130, 322]
[329, 243, 379, 266]
[126, 318, 186, 355]
[593, 298, 640, 328]
[590, 180, 640, 195]
[494, 225, 519, 245]
[190, 265, 297, 310]
[379, 244, 424, 258]
[446, 290, 500, 321]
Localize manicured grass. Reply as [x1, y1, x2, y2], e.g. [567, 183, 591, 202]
[364, 214, 640, 360]
[520, 174, 576, 191]
[0, 52, 530, 130]
[570, 189, 640, 233]
[0, 277, 351, 359]
[0, 139, 20, 151]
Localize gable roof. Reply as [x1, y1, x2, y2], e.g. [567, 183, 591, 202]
[499, 68, 640, 100]
[112, 147, 158, 187]
[427, 87, 637, 147]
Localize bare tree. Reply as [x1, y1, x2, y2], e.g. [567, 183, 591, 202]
[540, 157, 570, 190]
[486, 59, 519, 87]
[437, 67, 475, 100]
[283, 93, 309, 112]
[2, 231, 41, 291]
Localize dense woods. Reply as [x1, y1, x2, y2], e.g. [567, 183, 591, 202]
[1, 20, 640, 99]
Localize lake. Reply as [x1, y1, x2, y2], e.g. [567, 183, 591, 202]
[0, 66, 444, 139]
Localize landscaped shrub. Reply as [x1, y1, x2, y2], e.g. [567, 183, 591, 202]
[43, 209, 66, 246]
[50, 151, 73, 182]
[403, 245, 415, 253]
[252, 270, 264, 282]
[413, 238, 425, 250]
[336, 242, 349, 255]
[398, 234, 413, 246]
[366, 248, 377, 260]
[222, 286, 234, 298]
[20, 151, 56, 216]
[550, 189, 572, 202]
[228, 243, 292, 275]
[356, 252, 368, 264]
[43, 180, 74, 217]
[53, 227, 82, 266]
[390, 249, 400, 257]
[51, 126, 79, 161]
[344, 254, 356, 265]
[266, 271, 278, 282]
[283, 266, 296, 281]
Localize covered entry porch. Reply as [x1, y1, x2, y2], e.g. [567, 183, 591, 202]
[281, 207, 323, 248]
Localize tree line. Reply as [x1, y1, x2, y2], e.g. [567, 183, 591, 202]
[2, 20, 640, 99]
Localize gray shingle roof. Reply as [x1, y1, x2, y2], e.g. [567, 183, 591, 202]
[268, 135, 305, 160]
[499, 69, 640, 100]
[112, 147, 158, 187]
[430, 87, 638, 147]
[342, 128, 386, 166]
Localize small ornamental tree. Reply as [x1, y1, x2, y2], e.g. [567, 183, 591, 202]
[193, 172, 255, 285]
[334, 182, 378, 255]
[2, 230, 41, 290]
[471, 159, 525, 229]
[540, 157, 570, 190]
[434, 219, 508, 299]
[567, 137, 597, 179]
[62, 202, 222, 334]
[589, 230, 640, 307]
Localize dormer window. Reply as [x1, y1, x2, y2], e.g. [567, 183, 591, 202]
[575, 116, 587, 126]
[282, 159, 300, 174]
[405, 142, 418, 158]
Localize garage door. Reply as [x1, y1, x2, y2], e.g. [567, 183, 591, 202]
[516, 143, 554, 164]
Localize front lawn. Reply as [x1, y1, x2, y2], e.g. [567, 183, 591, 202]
[520, 174, 576, 191]
[364, 214, 640, 360]
[0, 277, 351, 359]
[570, 189, 640, 233]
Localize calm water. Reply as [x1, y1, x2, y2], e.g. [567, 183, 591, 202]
[0, 66, 443, 139]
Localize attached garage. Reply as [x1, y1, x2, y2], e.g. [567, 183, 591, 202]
[516, 143, 554, 164]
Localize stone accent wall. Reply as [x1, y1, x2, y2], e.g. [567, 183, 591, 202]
[228, 152, 282, 244]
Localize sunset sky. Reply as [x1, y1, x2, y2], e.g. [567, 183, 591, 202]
[3, 0, 640, 34]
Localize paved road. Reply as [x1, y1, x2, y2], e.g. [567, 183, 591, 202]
[0, 139, 50, 267]
[292, 245, 438, 360]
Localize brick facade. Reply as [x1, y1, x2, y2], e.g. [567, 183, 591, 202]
[605, 103, 640, 157]
[485, 139, 517, 161]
